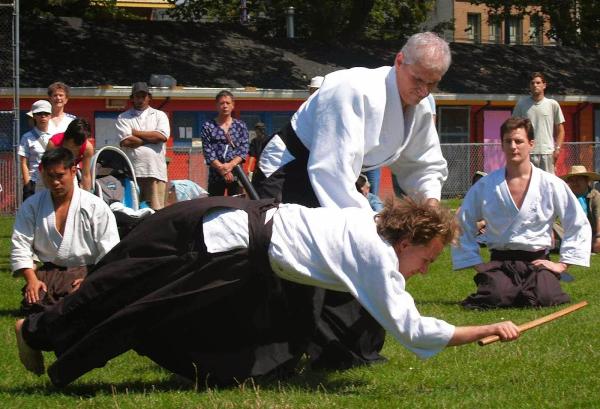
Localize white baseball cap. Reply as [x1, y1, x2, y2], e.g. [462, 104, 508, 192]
[30, 100, 52, 114]
[309, 76, 324, 89]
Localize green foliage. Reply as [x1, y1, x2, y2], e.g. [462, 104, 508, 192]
[366, 0, 435, 40]
[470, 0, 600, 48]
[20, 0, 141, 19]
[1, 214, 599, 407]
[167, 0, 437, 42]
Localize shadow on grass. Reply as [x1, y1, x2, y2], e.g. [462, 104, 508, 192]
[0, 378, 193, 397]
[0, 368, 368, 397]
[0, 308, 22, 317]
[416, 300, 463, 306]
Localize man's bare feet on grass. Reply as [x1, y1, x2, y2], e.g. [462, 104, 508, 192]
[15, 319, 44, 375]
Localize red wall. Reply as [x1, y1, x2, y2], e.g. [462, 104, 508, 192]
[4, 96, 305, 147]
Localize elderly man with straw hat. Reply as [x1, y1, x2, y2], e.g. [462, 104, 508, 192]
[561, 165, 600, 252]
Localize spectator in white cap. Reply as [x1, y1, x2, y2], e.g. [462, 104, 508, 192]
[18, 100, 53, 201]
[116, 82, 171, 210]
[561, 165, 600, 253]
[308, 76, 324, 95]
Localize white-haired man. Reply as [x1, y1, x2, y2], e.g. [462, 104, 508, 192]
[252, 32, 452, 370]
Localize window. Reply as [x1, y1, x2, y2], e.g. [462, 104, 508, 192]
[529, 14, 543, 45]
[240, 111, 295, 136]
[172, 111, 212, 146]
[94, 112, 121, 149]
[438, 107, 470, 143]
[240, 112, 265, 139]
[488, 19, 501, 44]
[466, 13, 481, 44]
[508, 16, 523, 45]
[270, 112, 294, 134]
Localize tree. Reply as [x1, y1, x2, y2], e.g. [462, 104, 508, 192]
[167, 0, 437, 42]
[21, 0, 136, 19]
[470, 1, 600, 48]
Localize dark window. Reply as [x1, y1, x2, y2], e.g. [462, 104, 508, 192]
[488, 19, 501, 44]
[467, 13, 481, 44]
[171, 111, 213, 146]
[438, 107, 470, 143]
[529, 14, 543, 45]
[240, 111, 295, 136]
[508, 16, 523, 45]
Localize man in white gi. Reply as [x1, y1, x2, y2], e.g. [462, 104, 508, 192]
[116, 82, 170, 210]
[15, 196, 520, 381]
[47, 82, 76, 134]
[452, 117, 590, 309]
[11, 148, 119, 314]
[254, 31, 449, 209]
[252, 31, 451, 370]
[512, 72, 565, 174]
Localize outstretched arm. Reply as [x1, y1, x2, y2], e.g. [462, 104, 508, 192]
[447, 321, 520, 346]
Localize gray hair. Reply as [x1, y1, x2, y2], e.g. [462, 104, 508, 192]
[401, 32, 451, 75]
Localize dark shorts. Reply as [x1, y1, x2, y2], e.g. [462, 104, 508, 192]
[21, 265, 88, 315]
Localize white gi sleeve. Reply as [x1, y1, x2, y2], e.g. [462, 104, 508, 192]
[305, 86, 372, 210]
[354, 262, 455, 358]
[388, 108, 447, 200]
[452, 183, 485, 269]
[89, 199, 120, 264]
[339, 222, 455, 358]
[11, 199, 37, 272]
[554, 179, 591, 266]
[271, 206, 454, 358]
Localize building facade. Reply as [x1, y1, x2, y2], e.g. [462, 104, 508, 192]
[426, 0, 554, 46]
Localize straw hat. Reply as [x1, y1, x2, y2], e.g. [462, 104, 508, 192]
[561, 165, 600, 181]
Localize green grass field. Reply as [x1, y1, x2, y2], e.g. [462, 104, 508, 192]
[0, 214, 599, 408]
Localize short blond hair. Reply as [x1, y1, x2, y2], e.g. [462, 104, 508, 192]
[47, 81, 70, 97]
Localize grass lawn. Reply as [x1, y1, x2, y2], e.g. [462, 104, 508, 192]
[0, 214, 599, 408]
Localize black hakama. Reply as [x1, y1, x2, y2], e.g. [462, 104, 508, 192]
[252, 123, 386, 369]
[22, 197, 318, 387]
[462, 249, 570, 309]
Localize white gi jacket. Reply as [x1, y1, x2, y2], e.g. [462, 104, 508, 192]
[204, 204, 455, 359]
[452, 165, 591, 270]
[259, 66, 447, 210]
[11, 185, 120, 272]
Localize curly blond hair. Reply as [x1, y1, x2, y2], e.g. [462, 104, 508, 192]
[376, 197, 458, 246]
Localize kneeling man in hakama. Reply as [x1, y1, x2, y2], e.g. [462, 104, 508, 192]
[15, 196, 519, 386]
[452, 117, 591, 309]
[11, 148, 119, 314]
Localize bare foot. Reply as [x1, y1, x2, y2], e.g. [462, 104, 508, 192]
[15, 319, 44, 375]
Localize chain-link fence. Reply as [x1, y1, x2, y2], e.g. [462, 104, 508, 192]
[167, 147, 208, 188]
[0, 2, 17, 214]
[440, 142, 600, 199]
[1, 139, 600, 212]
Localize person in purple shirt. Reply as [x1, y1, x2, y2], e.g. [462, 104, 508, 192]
[200, 91, 249, 196]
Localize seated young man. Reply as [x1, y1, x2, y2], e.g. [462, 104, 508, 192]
[15, 196, 519, 386]
[452, 117, 591, 309]
[561, 165, 600, 253]
[11, 148, 119, 314]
